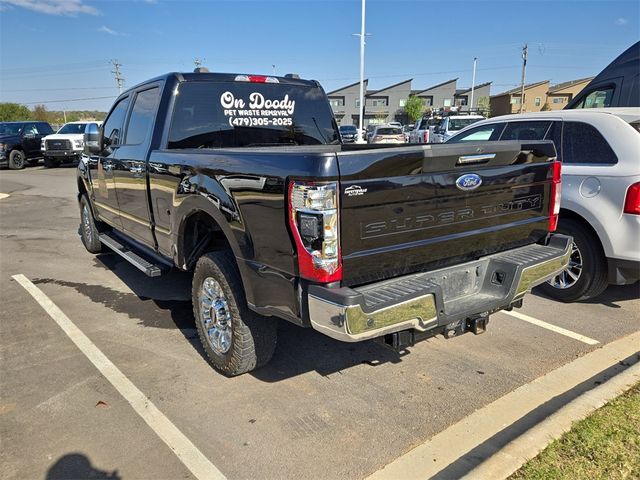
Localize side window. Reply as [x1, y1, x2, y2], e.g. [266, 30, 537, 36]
[500, 121, 551, 141]
[23, 123, 38, 136]
[574, 87, 615, 108]
[102, 97, 130, 148]
[125, 87, 160, 145]
[562, 122, 617, 165]
[34, 123, 52, 135]
[447, 123, 505, 143]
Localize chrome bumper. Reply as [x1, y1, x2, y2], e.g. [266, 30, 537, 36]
[308, 235, 572, 342]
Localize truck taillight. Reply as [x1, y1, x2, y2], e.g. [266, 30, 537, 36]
[624, 182, 640, 215]
[423, 131, 429, 143]
[288, 181, 342, 283]
[549, 161, 562, 231]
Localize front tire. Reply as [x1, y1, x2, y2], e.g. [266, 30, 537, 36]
[79, 195, 105, 254]
[192, 251, 277, 376]
[538, 219, 608, 302]
[8, 150, 25, 170]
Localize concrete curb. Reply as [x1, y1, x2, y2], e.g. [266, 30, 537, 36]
[461, 361, 640, 480]
[366, 331, 640, 480]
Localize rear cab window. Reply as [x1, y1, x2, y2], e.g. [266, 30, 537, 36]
[168, 81, 340, 148]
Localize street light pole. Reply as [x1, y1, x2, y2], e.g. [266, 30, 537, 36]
[357, 0, 366, 142]
[470, 57, 477, 113]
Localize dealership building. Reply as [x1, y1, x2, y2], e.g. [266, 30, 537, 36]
[327, 78, 492, 126]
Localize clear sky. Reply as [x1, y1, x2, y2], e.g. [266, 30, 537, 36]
[1, 0, 638, 112]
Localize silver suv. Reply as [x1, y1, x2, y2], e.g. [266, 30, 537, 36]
[447, 108, 640, 301]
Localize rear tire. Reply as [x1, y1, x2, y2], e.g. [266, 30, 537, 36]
[192, 251, 277, 376]
[79, 195, 105, 254]
[44, 156, 59, 168]
[538, 218, 608, 302]
[8, 150, 25, 170]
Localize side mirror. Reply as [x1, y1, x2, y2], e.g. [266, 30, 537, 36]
[84, 123, 101, 154]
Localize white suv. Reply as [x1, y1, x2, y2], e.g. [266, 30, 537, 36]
[41, 121, 102, 168]
[447, 108, 640, 301]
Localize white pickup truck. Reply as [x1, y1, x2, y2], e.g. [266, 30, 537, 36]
[431, 115, 484, 143]
[41, 121, 102, 168]
[408, 117, 440, 144]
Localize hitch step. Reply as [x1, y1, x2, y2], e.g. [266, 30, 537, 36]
[99, 233, 164, 277]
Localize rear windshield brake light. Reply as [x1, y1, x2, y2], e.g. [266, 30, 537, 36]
[234, 75, 279, 84]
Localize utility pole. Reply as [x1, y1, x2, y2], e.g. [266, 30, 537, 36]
[519, 44, 528, 113]
[351, 0, 371, 142]
[110, 59, 124, 94]
[470, 57, 477, 113]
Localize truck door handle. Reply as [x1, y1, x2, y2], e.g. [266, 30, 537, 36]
[129, 165, 144, 176]
[457, 153, 496, 165]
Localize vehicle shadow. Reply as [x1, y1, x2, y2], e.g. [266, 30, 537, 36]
[85, 254, 406, 380]
[45, 453, 120, 480]
[533, 282, 640, 308]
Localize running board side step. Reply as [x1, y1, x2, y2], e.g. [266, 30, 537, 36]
[98, 233, 166, 277]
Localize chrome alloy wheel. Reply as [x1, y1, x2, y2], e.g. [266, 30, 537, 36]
[548, 242, 583, 289]
[199, 277, 233, 355]
[82, 204, 93, 243]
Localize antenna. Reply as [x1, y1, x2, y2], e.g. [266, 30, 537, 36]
[110, 59, 124, 94]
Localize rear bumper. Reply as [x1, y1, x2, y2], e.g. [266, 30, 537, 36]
[308, 234, 572, 342]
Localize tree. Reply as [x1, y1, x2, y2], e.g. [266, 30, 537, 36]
[477, 97, 490, 117]
[403, 95, 425, 122]
[33, 104, 49, 122]
[540, 102, 552, 111]
[0, 103, 32, 122]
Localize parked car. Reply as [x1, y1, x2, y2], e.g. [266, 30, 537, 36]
[409, 117, 440, 144]
[431, 115, 484, 143]
[365, 123, 377, 142]
[339, 124, 358, 143]
[566, 41, 639, 109]
[77, 70, 569, 376]
[41, 121, 102, 168]
[0, 121, 53, 169]
[368, 125, 405, 144]
[447, 108, 640, 301]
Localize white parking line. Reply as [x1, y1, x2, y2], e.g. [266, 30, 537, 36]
[12, 274, 227, 480]
[0, 193, 9, 200]
[501, 310, 600, 345]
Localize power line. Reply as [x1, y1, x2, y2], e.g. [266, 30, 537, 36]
[20, 96, 117, 106]
[110, 59, 125, 94]
[2, 86, 118, 93]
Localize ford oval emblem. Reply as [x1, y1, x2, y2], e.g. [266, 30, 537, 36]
[456, 174, 482, 191]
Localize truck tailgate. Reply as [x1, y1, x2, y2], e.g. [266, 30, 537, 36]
[337, 141, 556, 286]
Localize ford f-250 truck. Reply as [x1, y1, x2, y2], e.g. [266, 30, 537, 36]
[77, 71, 571, 376]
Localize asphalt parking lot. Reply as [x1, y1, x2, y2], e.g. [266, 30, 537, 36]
[1, 165, 639, 480]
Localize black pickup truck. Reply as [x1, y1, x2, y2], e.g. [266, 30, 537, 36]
[77, 71, 571, 376]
